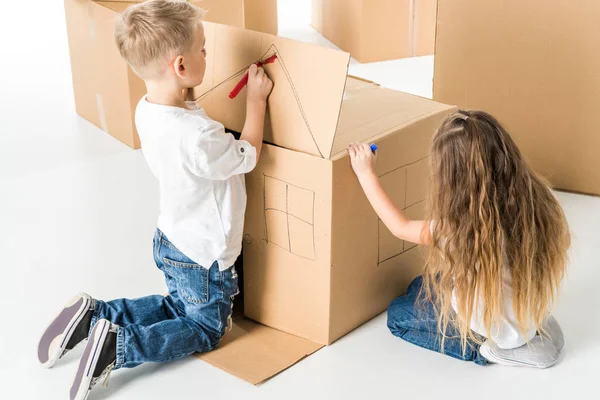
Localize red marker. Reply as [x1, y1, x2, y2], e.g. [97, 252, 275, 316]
[229, 54, 278, 99]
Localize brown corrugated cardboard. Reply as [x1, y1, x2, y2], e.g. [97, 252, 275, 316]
[433, 0, 600, 195]
[311, 0, 437, 63]
[192, 22, 456, 349]
[196, 318, 323, 385]
[63, 0, 277, 148]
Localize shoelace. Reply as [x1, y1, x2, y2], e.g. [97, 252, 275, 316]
[90, 362, 115, 390]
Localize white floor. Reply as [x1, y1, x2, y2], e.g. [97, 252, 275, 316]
[2, 1, 600, 399]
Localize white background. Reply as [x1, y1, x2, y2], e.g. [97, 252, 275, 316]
[1, 1, 599, 399]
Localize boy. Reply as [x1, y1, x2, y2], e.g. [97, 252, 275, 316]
[37, 1, 273, 399]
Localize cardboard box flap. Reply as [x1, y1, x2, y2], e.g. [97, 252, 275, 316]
[331, 77, 455, 157]
[192, 22, 351, 158]
[196, 317, 323, 385]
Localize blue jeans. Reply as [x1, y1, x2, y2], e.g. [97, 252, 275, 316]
[387, 276, 488, 365]
[90, 229, 239, 369]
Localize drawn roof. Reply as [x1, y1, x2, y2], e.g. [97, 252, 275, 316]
[194, 22, 453, 160]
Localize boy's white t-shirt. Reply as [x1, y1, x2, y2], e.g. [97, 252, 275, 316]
[431, 222, 538, 349]
[135, 97, 257, 271]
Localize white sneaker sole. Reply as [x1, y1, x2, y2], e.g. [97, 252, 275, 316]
[38, 293, 92, 369]
[70, 319, 111, 400]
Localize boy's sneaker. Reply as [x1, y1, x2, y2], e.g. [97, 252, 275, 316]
[38, 293, 94, 368]
[70, 319, 117, 400]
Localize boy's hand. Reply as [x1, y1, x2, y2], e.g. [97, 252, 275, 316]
[247, 64, 273, 104]
[348, 142, 376, 179]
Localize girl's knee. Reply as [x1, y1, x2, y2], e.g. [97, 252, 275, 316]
[387, 295, 414, 334]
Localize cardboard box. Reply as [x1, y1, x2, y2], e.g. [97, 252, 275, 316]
[189, 22, 455, 383]
[311, 0, 437, 63]
[63, 0, 277, 149]
[433, 0, 600, 196]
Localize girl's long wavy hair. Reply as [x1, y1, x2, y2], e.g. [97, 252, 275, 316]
[421, 110, 570, 352]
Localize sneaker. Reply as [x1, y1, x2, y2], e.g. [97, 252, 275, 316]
[479, 337, 559, 369]
[70, 319, 117, 400]
[38, 293, 94, 368]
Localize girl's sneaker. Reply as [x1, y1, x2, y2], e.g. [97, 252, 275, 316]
[480, 336, 559, 368]
[38, 293, 94, 368]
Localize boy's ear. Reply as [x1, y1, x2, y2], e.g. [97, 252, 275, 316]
[173, 55, 186, 78]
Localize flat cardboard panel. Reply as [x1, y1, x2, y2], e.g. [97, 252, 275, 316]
[414, 0, 437, 56]
[64, 0, 102, 131]
[194, 22, 351, 158]
[197, 317, 323, 385]
[198, 0, 245, 29]
[312, 0, 363, 60]
[312, 0, 436, 63]
[332, 78, 455, 157]
[433, 0, 600, 195]
[361, 0, 411, 63]
[244, 0, 278, 35]
[94, 2, 139, 147]
[243, 144, 334, 344]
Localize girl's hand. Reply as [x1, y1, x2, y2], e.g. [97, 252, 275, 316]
[348, 142, 376, 179]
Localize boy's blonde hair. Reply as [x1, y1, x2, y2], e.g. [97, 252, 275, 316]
[115, 0, 204, 76]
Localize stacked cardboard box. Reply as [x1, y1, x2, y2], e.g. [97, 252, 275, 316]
[311, 0, 437, 63]
[433, 0, 600, 195]
[63, 0, 277, 148]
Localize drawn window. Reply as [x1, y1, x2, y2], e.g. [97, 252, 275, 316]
[264, 176, 316, 260]
[377, 157, 428, 264]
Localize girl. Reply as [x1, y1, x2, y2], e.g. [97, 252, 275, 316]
[348, 110, 570, 368]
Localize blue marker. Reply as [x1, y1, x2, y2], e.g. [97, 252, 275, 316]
[370, 143, 378, 153]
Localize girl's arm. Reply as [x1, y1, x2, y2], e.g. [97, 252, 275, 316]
[348, 142, 431, 246]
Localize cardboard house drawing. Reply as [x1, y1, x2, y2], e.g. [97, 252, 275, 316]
[189, 23, 456, 384]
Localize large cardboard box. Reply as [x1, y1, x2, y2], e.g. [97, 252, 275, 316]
[63, 0, 277, 148]
[311, 0, 437, 63]
[433, 0, 600, 195]
[188, 22, 455, 383]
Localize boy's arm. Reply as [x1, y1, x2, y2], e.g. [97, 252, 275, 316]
[348, 143, 431, 246]
[240, 64, 273, 160]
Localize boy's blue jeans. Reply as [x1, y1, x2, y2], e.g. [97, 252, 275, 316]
[387, 276, 488, 365]
[89, 229, 239, 369]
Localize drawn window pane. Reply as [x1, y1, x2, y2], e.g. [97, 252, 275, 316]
[377, 159, 428, 265]
[406, 158, 429, 207]
[379, 167, 407, 210]
[265, 209, 290, 251]
[379, 220, 404, 264]
[265, 176, 287, 211]
[289, 217, 315, 260]
[287, 185, 314, 224]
